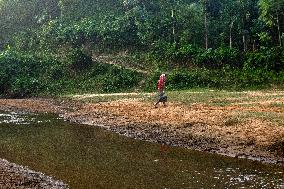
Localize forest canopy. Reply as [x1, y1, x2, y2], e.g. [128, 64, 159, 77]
[0, 0, 283, 50]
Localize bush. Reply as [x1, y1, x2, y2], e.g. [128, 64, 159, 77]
[0, 49, 59, 97]
[243, 47, 284, 72]
[0, 50, 42, 97]
[97, 64, 143, 92]
[64, 48, 93, 72]
[10, 77, 41, 97]
[193, 47, 242, 69]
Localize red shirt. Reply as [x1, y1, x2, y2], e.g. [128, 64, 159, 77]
[157, 74, 166, 91]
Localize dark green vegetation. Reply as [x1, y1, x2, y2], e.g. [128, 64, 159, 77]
[0, 49, 143, 97]
[0, 0, 283, 97]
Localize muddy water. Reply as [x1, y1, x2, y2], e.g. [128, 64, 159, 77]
[0, 112, 283, 189]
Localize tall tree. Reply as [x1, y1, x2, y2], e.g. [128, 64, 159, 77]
[59, 0, 123, 20]
[200, 0, 209, 49]
[259, 0, 284, 46]
[0, 0, 60, 48]
[222, 0, 240, 48]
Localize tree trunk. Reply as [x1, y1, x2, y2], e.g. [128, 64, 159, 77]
[229, 27, 232, 48]
[172, 9, 176, 44]
[242, 16, 247, 51]
[242, 34, 247, 51]
[204, 0, 208, 49]
[253, 39, 256, 51]
[276, 12, 282, 46]
[229, 21, 234, 48]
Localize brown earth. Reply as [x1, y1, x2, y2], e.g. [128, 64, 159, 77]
[0, 95, 284, 170]
[0, 158, 68, 189]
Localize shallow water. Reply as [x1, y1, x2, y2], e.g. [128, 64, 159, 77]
[0, 112, 283, 189]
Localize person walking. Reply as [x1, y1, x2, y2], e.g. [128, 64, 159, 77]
[155, 73, 167, 108]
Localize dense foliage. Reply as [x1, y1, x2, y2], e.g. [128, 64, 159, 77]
[0, 0, 283, 97]
[0, 49, 143, 97]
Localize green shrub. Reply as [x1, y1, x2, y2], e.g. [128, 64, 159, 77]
[10, 77, 41, 97]
[193, 47, 242, 69]
[0, 49, 59, 97]
[98, 65, 143, 92]
[244, 47, 284, 72]
[64, 48, 92, 71]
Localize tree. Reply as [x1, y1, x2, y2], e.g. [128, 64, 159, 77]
[58, 0, 123, 21]
[259, 0, 284, 46]
[0, 0, 60, 48]
[221, 0, 240, 48]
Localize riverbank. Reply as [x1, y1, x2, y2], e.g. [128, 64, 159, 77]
[67, 91, 284, 165]
[0, 90, 284, 170]
[0, 158, 68, 188]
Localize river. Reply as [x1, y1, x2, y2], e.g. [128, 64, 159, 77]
[0, 112, 283, 188]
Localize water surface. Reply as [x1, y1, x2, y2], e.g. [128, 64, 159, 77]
[0, 112, 283, 188]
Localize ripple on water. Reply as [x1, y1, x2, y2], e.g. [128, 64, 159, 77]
[214, 167, 284, 189]
[0, 112, 52, 125]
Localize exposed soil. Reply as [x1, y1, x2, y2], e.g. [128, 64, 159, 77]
[0, 94, 283, 187]
[0, 158, 68, 189]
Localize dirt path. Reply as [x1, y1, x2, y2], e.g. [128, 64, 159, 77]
[0, 92, 284, 168]
[71, 92, 152, 99]
[92, 54, 149, 74]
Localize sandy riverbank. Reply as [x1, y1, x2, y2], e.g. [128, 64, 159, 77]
[0, 94, 283, 186]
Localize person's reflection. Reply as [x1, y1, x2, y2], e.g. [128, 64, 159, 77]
[160, 144, 169, 160]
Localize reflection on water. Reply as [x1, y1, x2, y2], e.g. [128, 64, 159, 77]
[0, 112, 283, 189]
[0, 112, 34, 124]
